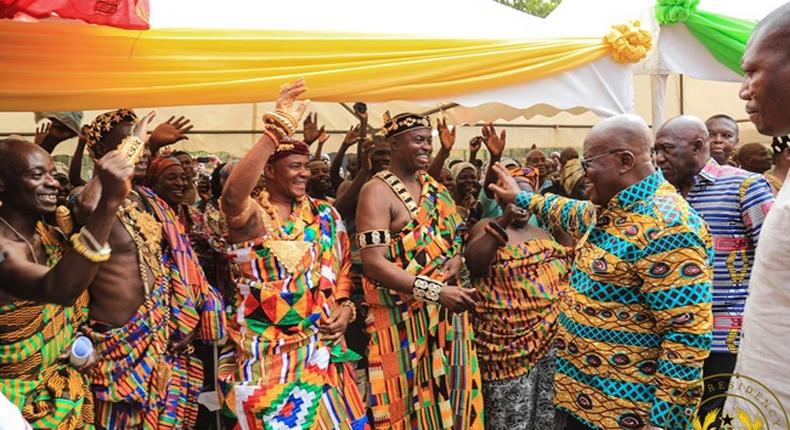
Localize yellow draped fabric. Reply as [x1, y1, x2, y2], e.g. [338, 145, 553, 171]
[0, 20, 651, 111]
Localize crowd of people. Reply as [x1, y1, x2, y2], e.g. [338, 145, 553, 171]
[1, 4, 790, 430]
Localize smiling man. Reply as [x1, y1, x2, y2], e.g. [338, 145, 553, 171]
[356, 111, 484, 428]
[218, 80, 368, 429]
[0, 137, 135, 429]
[490, 114, 714, 430]
[307, 158, 333, 201]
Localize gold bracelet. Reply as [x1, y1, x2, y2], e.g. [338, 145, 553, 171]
[263, 123, 287, 141]
[262, 128, 281, 146]
[263, 112, 295, 137]
[413, 275, 442, 303]
[339, 299, 357, 322]
[118, 135, 146, 165]
[275, 109, 298, 126]
[71, 231, 112, 263]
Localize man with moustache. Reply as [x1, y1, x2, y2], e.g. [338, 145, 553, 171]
[357, 111, 484, 428]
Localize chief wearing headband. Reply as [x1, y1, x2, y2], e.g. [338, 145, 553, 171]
[71, 110, 226, 429]
[466, 165, 570, 429]
[356, 111, 484, 428]
[218, 79, 368, 429]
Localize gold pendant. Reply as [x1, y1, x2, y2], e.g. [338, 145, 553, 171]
[267, 240, 311, 273]
[55, 206, 74, 235]
[156, 360, 172, 388]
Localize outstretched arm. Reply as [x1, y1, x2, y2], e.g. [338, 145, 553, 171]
[330, 126, 360, 190]
[0, 150, 136, 305]
[489, 163, 595, 239]
[428, 118, 455, 180]
[334, 139, 372, 219]
[221, 79, 309, 243]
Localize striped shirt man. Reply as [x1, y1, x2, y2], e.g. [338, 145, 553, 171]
[513, 170, 713, 430]
[686, 158, 774, 353]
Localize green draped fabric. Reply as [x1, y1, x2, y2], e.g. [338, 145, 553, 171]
[655, 0, 757, 75]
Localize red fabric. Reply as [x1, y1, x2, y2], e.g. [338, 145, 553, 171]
[1, 0, 150, 30]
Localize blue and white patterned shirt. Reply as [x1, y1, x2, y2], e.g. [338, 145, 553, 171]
[686, 158, 774, 353]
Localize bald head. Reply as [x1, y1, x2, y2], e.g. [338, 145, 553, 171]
[0, 138, 45, 180]
[657, 116, 710, 146]
[753, 3, 790, 54]
[738, 142, 772, 174]
[585, 114, 653, 155]
[654, 116, 712, 189]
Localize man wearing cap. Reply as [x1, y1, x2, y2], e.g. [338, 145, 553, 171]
[357, 111, 484, 428]
[218, 80, 368, 429]
[33, 111, 82, 153]
[0, 135, 137, 429]
[73, 109, 226, 429]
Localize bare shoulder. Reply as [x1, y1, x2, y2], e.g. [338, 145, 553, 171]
[359, 177, 395, 205]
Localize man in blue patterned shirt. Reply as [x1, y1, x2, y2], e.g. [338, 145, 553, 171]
[490, 114, 713, 430]
[654, 115, 774, 424]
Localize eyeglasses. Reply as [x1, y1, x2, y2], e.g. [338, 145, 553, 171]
[580, 149, 631, 172]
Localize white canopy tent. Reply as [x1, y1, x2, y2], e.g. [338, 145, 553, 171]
[0, 0, 655, 157]
[0, 0, 772, 158]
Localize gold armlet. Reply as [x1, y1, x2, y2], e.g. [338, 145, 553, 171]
[70, 227, 112, 263]
[412, 275, 442, 304]
[220, 197, 254, 225]
[357, 229, 391, 249]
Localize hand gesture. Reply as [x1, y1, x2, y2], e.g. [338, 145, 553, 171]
[302, 113, 325, 145]
[438, 284, 477, 313]
[148, 115, 192, 150]
[358, 138, 374, 175]
[437, 118, 456, 152]
[168, 328, 198, 354]
[481, 123, 506, 157]
[320, 303, 353, 343]
[342, 125, 361, 147]
[95, 150, 135, 204]
[34, 121, 51, 147]
[469, 136, 483, 154]
[275, 78, 309, 124]
[317, 130, 330, 146]
[487, 162, 521, 205]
